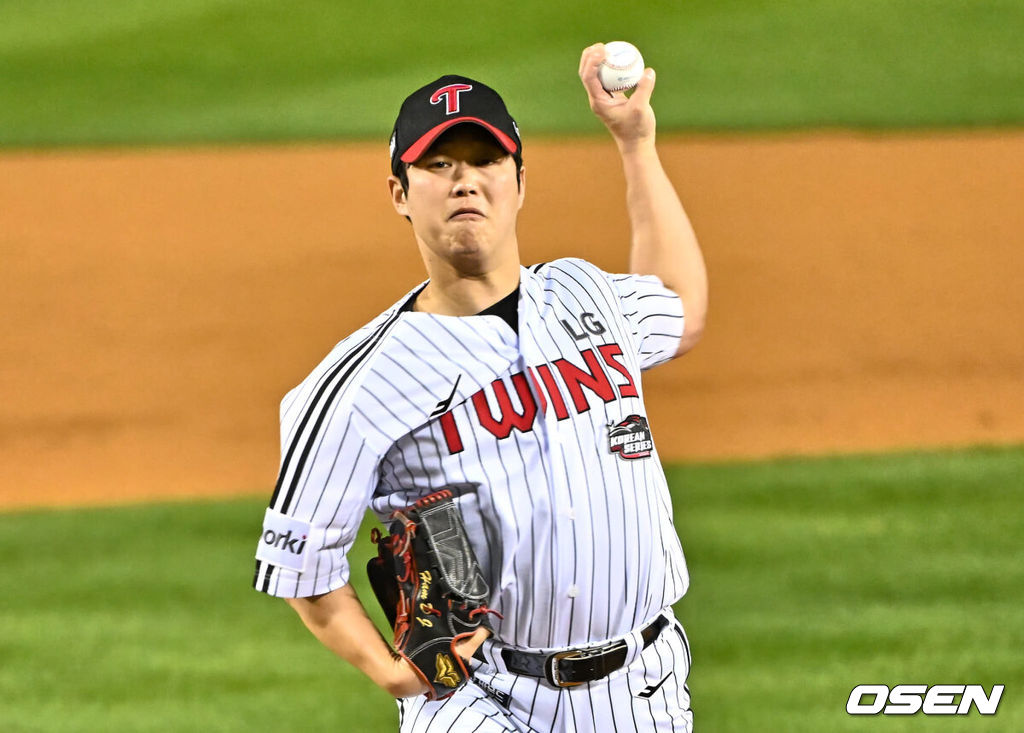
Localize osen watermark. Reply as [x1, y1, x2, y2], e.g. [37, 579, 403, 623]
[847, 684, 1003, 716]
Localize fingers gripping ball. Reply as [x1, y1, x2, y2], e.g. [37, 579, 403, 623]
[598, 41, 645, 93]
[367, 490, 501, 700]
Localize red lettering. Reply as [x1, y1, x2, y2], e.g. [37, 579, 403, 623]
[472, 373, 537, 439]
[439, 411, 464, 454]
[430, 83, 473, 114]
[464, 348, 632, 443]
[553, 348, 615, 413]
[598, 343, 638, 399]
[534, 364, 569, 420]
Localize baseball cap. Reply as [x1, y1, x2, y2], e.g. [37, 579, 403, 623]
[389, 75, 521, 176]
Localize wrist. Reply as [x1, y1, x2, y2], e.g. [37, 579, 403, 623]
[382, 655, 429, 698]
[615, 135, 657, 158]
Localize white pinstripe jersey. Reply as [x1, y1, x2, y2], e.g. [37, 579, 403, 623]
[254, 257, 689, 650]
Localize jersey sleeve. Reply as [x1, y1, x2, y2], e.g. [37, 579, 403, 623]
[606, 271, 685, 370]
[252, 344, 384, 599]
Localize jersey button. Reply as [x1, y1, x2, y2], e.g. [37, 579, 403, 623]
[567, 584, 580, 598]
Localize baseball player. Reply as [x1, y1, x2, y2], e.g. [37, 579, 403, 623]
[253, 43, 708, 732]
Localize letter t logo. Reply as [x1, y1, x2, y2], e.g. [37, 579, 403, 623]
[430, 84, 473, 115]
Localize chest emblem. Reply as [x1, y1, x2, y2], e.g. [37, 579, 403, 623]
[608, 415, 653, 460]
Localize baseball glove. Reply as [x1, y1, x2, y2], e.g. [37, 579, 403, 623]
[367, 489, 499, 700]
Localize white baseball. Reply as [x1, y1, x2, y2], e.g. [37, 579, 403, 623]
[598, 41, 645, 93]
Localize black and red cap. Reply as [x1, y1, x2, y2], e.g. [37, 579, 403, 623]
[389, 75, 521, 176]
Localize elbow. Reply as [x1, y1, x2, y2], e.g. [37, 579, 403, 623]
[675, 324, 704, 357]
[675, 305, 707, 357]
[284, 593, 332, 629]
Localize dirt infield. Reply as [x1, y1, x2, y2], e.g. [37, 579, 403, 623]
[3, 132, 1022, 510]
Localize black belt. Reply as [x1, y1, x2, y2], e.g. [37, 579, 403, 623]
[491, 615, 669, 688]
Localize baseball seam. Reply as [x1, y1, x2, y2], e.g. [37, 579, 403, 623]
[601, 49, 642, 91]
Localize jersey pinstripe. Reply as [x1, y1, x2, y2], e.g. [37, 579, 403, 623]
[253, 257, 687, 650]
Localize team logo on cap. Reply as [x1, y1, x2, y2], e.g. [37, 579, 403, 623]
[430, 83, 473, 115]
[608, 415, 653, 460]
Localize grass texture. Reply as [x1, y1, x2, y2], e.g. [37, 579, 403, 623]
[1, 445, 1022, 731]
[1, 0, 1023, 147]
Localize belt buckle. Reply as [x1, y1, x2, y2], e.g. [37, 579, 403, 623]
[545, 641, 626, 688]
[545, 649, 586, 688]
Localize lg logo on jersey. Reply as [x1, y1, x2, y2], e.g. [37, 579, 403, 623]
[846, 684, 1003, 716]
[561, 312, 606, 341]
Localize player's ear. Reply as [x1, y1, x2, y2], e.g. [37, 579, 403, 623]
[387, 175, 409, 217]
[516, 165, 526, 210]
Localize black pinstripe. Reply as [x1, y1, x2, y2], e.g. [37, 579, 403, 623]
[256, 308, 405, 592]
[547, 262, 639, 634]
[271, 308, 401, 513]
[253, 260, 693, 730]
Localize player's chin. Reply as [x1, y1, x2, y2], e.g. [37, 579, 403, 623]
[446, 241, 495, 275]
[447, 232, 488, 256]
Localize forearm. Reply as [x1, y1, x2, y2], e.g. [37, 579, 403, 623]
[285, 583, 422, 697]
[619, 138, 708, 337]
[578, 44, 709, 351]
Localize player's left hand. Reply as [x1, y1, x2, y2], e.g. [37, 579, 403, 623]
[387, 626, 491, 698]
[578, 43, 657, 151]
[454, 626, 492, 662]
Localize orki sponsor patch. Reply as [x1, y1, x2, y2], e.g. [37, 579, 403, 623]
[255, 508, 312, 572]
[608, 414, 652, 460]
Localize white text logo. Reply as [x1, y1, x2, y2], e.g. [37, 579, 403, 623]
[847, 684, 1003, 716]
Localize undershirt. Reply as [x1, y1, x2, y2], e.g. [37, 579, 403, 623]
[402, 285, 519, 334]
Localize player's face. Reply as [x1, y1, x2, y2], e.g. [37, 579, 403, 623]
[389, 125, 525, 275]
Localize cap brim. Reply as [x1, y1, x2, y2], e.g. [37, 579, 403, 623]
[400, 117, 518, 164]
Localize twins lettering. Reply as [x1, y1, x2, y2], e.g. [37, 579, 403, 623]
[439, 344, 637, 454]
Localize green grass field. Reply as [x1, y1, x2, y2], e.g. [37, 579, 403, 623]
[2, 0, 1023, 147]
[3, 3, 1020, 730]
[2, 446, 1021, 732]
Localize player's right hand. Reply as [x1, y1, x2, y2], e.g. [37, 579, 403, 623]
[578, 43, 657, 152]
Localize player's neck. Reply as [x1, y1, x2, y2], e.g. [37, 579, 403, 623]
[415, 259, 521, 316]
